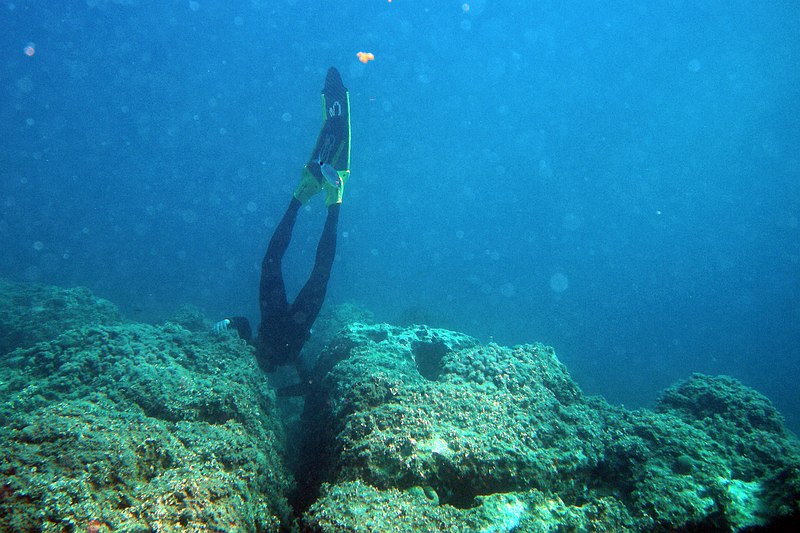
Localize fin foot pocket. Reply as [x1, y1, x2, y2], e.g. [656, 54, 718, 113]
[294, 67, 351, 205]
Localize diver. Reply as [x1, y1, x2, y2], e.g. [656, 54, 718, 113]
[214, 67, 351, 375]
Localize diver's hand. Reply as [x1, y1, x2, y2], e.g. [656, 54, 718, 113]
[212, 318, 231, 334]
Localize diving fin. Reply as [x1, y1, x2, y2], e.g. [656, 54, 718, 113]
[293, 67, 351, 205]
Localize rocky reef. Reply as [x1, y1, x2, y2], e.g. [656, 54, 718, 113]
[0, 280, 291, 532]
[0, 279, 798, 532]
[0, 279, 122, 356]
[297, 323, 800, 531]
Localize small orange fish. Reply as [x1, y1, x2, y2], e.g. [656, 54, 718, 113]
[357, 51, 375, 64]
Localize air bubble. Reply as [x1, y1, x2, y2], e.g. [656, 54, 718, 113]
[500, 283, 515, 298]
[549, 273, 569, 293]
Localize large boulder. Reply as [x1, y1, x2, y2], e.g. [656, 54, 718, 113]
[298, 323, 800, 531]
[0, 279, 122, 356]
[0, 281, 292, 532]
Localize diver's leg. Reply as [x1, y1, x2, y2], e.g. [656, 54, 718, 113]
[290, 204, 340, 336]
[257, 198, 301, 352]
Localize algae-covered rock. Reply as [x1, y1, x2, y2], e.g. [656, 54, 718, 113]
[655, 373, 800, 527]
[166, 303, 212, 332]
[0, 279, 122, 356]
[2, 280, 798, 532]
[305, 479, 636, 533]
[0, 311, 292, 531]
[300, 302, 376, 369]
[298, 322, 800, 532]
[656, 373, 786, 434]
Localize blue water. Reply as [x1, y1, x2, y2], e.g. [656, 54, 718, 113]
[2, 1, 798, 433]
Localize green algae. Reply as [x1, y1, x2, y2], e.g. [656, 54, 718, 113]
[2, 280, 799, 532]
[0, 279, 122, 357]
[305, 480, 637, 533]
[298, 322, 800, 531]
[0, 282, 291, 532]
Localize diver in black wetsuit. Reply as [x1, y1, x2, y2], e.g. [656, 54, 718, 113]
[215, 67, 351, 374]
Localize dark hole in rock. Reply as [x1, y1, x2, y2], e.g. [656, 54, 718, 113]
[413, 339, 448, 381]
[439, 487, 481, 510]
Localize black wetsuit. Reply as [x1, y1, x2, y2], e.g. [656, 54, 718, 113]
[226, 67, 347, 374]
[255, 197, 339, 372]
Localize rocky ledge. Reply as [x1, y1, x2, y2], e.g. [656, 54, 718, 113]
[0, 280, 798, 532]
[297, 322, 800, 532]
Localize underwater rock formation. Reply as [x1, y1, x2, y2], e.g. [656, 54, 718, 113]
[0, 281, 291, 531]
[0, 279, 122, 356]
[1, 279, 798, 531]
[298, 323, 800, 531]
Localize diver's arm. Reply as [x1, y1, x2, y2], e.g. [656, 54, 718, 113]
[212, 316, 253, 343]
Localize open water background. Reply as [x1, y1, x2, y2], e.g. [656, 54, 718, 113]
[2, 1, 798, 432]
